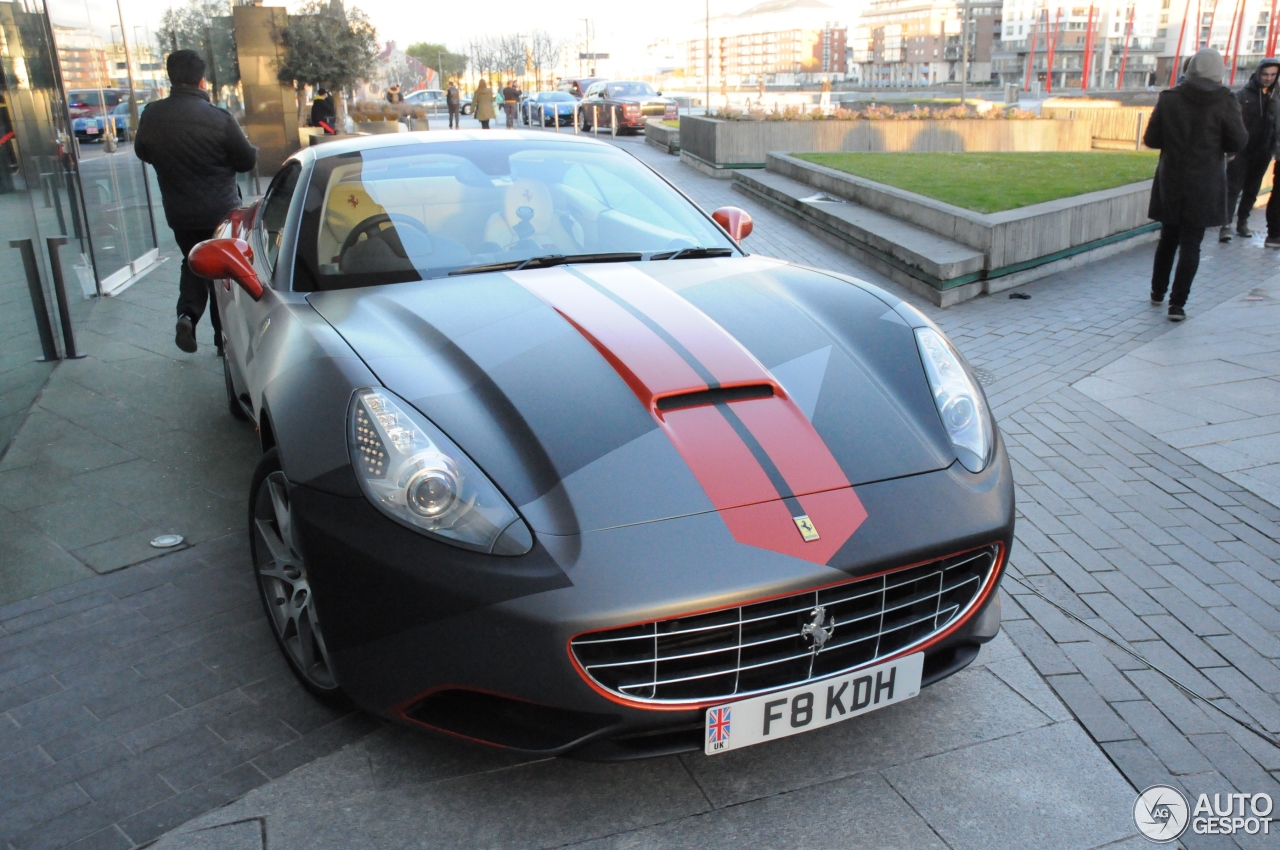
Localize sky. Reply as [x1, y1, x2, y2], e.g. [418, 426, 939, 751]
[94, 0, 861, 73]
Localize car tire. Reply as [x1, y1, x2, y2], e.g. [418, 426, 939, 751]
[579, 111, 592, 132]
[224, 356, 248, 421]
[462, 104, 471, 115]
[250, 448, 349, 706]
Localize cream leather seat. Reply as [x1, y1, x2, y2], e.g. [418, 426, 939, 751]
[482, 178, 581, 252]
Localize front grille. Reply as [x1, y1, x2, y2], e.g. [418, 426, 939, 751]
[570, 544, 1000, 705]
[641, 104, 667, 116]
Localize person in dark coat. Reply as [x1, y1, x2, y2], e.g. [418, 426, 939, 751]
[446, 80, 461, 129]
[1224, 57, 1280, 242]
[309, 87, 337, 132]
[1143, 48, 1248, 322]
[135, 50, 257, 354]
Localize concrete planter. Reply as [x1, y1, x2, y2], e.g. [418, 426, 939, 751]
[735, 152, 1158, 306]
[680, 115, 1093, 177]
[352, 120, 402, 135]
[645, 119, 679, 154]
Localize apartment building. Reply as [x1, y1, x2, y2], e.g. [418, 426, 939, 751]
[850, 0, 1001, 85]
[683, 0, 848, 85]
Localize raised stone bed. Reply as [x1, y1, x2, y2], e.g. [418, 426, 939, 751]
[645, 119, 679, 154]
[735, 152, 1157, 307]
[680, 115, 1092, 178]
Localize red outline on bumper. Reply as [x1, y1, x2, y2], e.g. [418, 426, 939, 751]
[566, 541, 1007, 712]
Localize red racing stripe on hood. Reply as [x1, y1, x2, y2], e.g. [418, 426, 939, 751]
[510, 265, 866, 564]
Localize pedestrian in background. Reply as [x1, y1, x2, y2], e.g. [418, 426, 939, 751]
[386, 84, 403, 104]
[1143, 48, 1247, 322]
[134, 49, 257, 354]
[1224, 57, 1279, 242]
[309, 87, 336, 133]
[446, 80, 461, 129]
[502, 80, 521, 129]
[474, 79, 495, 129]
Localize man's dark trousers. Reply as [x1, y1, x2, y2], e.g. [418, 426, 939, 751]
[173, 228, 220, 346]
[448, 106, 460, 128]
[1151, 223, 1207, 308]
[1269, 162, 1280, 239]
[1228, 150, 1272, 227]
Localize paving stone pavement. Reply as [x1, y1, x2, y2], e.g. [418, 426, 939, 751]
[1, 128, 1279, 848]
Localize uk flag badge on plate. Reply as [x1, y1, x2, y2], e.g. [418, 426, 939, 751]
[706, 706, 731, 753]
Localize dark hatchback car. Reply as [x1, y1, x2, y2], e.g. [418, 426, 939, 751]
[577, 80, 677, 133]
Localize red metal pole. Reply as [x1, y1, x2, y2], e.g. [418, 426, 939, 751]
[1225, 0, 1241, 61]
[1206, 0, 1219, 45]
[1118, 5, 1135, 88]
[1228, 0, 1246, 84]
[1025, 6, 1042, 91]
[1268, 0, 1280, 56]
[1046, 7, 1062, 92]
[1081, 4, 1096, 89]
[1170, 0, 1193, 85]
[1194, 0, 1203, 47]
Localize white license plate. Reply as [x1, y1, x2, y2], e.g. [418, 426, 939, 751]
[704, 653, 923, 755]
[85, 126, 98, 134]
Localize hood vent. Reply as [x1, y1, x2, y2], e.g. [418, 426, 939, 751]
[655, 383, 775, 413]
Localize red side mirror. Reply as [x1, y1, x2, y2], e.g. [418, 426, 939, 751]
[713, 206, 753, 242]
[189, 238, 263, 301]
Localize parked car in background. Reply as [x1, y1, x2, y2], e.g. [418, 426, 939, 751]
[404, 88, 473, 115]
[577, 80, 677, 133]
[71, 95, 149, 142]
[556, 77, 601, 99]
[521, 91, 576, 126]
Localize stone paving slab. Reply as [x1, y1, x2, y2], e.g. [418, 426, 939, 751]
[143, 634, 1139, 850]
[1076, 273, 1280, 508]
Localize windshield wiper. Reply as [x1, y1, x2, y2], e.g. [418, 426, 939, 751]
[449, 252, 643, 276]
[649, 247, 735, 261]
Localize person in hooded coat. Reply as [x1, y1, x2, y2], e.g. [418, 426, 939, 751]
[1143, 48, 1248, 322]
[309, 87, 337, 132]
[1224, 57, 1280, 242]
[474, 79, 496, 129]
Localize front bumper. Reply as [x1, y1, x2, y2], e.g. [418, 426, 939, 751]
[294, 440, 1013, 759]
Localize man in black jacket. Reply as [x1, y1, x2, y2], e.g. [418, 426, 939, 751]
[1144, 48, 1248, 321]
[1224, 57, 1279, 242]
[134, 50, 257, 354]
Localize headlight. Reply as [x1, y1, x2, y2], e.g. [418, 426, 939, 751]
[915, 327, 993, 473]
[348, 388, 533, 555]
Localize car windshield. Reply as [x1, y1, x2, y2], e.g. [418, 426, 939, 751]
[295, 139, 738, 292]
[606, 82, 657, 98]
[536, 92, 574, 102]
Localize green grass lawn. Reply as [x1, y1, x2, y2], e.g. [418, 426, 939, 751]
[794, 151, 1159, 214]
[662, 119, 680, 127]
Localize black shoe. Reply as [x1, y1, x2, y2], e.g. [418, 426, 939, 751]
[1266, 236, 1280, 249]
[216, 344, 224, 358]
[1150, 294, 1164, 306]
[1238, 222, 1254, 238]
[175, 315, 197, 353]
[1168, 306, 1186, 322]
[1219, 225, 1233, 243]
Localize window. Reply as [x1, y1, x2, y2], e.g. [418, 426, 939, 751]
[260, 162, 301, 274]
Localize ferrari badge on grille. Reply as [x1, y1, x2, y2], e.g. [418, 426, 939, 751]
[793, 515, 820, 542]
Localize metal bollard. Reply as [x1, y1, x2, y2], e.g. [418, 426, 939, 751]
[553, 103, 560, 132]
[1135, 113, 1144, 151]
[612, 106, 618, 137]
[45, 237, 84, 359]
[593, 105, 599, 135]
[573, 102, 579, 134]
[10, 238, 59, 361]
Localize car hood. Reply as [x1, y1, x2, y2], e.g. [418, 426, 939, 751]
[307, 256, 955, 550]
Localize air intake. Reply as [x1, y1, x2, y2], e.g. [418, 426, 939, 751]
[655, 383, 775, 412]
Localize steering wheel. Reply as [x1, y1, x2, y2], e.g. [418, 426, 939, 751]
[340, 213, 432, 257]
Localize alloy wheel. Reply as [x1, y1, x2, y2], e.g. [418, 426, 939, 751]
[252, 469, 339, 693]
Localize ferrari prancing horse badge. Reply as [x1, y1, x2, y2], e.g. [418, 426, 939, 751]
[793, 515, 820, 542]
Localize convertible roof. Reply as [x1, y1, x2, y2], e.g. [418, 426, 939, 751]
[296, 130, 610, 165]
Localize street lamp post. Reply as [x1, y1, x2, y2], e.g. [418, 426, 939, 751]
[705, 0, 710, 116]
[960, 0, 970, 106]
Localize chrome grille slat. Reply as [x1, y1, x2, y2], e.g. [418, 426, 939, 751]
[571, 545, 1000, 705]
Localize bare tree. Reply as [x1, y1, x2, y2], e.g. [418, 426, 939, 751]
[468, 36, 498, 87]
[496, 34, 525, 85]
[529, 30, 563, 91]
